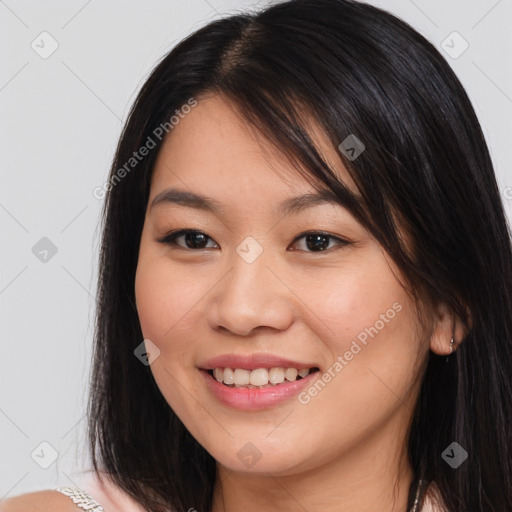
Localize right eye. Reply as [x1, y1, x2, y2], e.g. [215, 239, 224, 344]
[156, 229, 219, 250]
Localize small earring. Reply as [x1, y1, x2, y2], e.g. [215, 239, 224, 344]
[446, 338, 455, 362]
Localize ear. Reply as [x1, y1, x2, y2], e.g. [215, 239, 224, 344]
[429, 301, 468, 355]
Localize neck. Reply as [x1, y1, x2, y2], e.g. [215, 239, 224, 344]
[210, 422, 415, 512]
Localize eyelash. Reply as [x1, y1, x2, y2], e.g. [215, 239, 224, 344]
[155, 229, 351, 253]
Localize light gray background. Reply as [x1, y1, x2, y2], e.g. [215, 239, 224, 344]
[1, 0, 511, 499]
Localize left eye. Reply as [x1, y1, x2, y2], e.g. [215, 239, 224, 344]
[156, 229, 350, 253]
[291, 231, 350, 252]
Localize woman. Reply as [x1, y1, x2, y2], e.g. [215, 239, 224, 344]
[3, 0, 511, 510]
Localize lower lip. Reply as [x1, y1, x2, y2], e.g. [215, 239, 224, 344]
[199, 369, 319, 410]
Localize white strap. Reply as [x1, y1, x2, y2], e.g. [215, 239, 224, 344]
[55, 487, 105, 511]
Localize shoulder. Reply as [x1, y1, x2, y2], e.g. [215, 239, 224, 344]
[422, 481, 448, 512]
[0, 471, 145, 512]
[74, 471, 145, 511]
[0, 489, 80, 511]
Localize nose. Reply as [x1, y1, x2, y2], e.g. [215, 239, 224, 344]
[206, 248, 295, 337]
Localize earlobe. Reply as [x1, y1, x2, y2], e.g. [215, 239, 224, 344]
[429, 301, 466, 356]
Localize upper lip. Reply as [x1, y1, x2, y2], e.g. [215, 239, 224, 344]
[198, 353, 320, 371]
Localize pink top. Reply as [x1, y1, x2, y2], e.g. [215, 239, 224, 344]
[62, 470, 447, 512]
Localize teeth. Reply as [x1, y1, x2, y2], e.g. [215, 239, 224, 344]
[249, 368, 268, 386]
[233, 368, 250, 386]
[268, 367, 285, 384]
[285, 368, 298, 381]
[211, 367, 314, 388]
[223, 368, 234, 385]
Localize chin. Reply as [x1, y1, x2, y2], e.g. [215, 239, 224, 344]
[200, 433, 318, 476]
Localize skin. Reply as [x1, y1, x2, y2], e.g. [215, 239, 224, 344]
[134, 94, 464, 512]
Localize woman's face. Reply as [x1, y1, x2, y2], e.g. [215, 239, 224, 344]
[135, 94, 432, 476]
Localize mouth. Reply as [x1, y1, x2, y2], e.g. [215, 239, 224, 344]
[206, 366, 321, 389]
[200, 366, 321, 410]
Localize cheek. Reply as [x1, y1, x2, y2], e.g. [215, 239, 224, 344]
[135, 250, 202, 349]
[134, 253, 207, 421]
[298, 255, 422, 417]
[135, 261, 175, 343]
[301, 253, 413, 355]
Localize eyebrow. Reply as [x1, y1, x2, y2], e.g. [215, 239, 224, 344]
[149, 187, 352, 216]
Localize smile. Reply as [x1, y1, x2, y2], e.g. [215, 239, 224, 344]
[209, 366, 319, 388]
[200, 367, 321, 410]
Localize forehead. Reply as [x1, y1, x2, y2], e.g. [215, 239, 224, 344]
[149, 95, 357, 210]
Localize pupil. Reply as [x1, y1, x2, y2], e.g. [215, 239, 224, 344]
[186, 232, 208, 249]
[306, 234, 329, 251]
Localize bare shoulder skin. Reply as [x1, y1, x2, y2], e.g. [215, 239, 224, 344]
[0, 473, 147, 512]
[0, 490, 80, 512]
